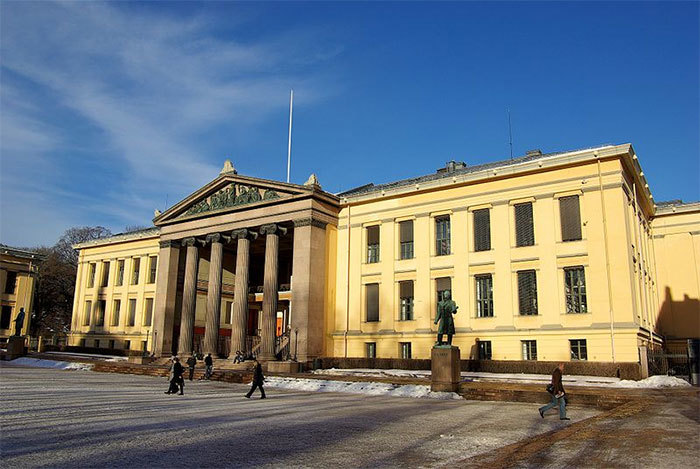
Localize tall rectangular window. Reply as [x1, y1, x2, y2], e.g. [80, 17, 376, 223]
[87, 263, 96, 288]
[0, 306, 12, 329]
[148, 256, 158, 284]
[475, 274, 494, 318]
[366, 283, 379, 322]
[112, 299, 121, 326]
[478, 340, 492, 360]
[399, 280, 414, 321]
[131, 258, 141, 285]
[436, 277, 452, 308]
[399, 220, 414, 260]
[95, 300, 106, 326]
[400, 342, 412, 359]
[143, 298, 154, 326]
[100, 262, 110, 287]
[560, 195, 582, 241]
[435, 216, 451, 255]
[127, 299, 137, 326]
[124, 340, 131, 350]
[570, 339, 588, 360]
[517, 270, 538, 315]
[366, 342, 376, 358]
[83, 300, 92, 326]
[109, 339, 115, 349]
[565, 266, 588, 314]
[224, 301, 233, 325]
[515, 202, 535, 247]
[366, 226, 380, 263]
[522, 340, 537, 360]
[473, 208, 491, 251]
[4, 271, 17, 294]
[94, 340, 100, 349]
[116, 260, 125, 286]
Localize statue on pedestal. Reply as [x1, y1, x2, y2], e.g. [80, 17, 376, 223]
[13, 307, 25, 337]
[434, 291, 458, 346]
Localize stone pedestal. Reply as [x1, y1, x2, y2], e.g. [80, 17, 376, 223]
[267, 360, 302, 374]
[431, 345, 460, 392]
[7, 336, 26, 360]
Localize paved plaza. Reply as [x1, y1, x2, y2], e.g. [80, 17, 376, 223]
[1, 365, 698, 468]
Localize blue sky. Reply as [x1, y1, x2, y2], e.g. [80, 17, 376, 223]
[1, 1, 698, 247]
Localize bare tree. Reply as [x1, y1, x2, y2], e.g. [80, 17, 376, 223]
[54, 226, 112, 267]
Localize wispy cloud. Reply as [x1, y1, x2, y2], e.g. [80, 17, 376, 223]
[0, 1, 340, 245]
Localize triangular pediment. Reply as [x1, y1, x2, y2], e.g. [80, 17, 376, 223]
[154, 174, 312, 225]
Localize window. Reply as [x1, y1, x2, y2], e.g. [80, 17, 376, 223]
[100, 261, 110, 287]
[127, 299, 137, 326]
[436, 277, 452, 308]
[124, 340, 131, 350]
[515, 202, 535, 247]
[366, 342, 377, 358]
[143, 298, 154, 326]
[366, 226, 380, 263]
[478, 340, 492, 360]
[112, 299, 121, 326]
[87, 263, 96, 288]
[475, 274, 494, 318]
[0, 306, 12, 329]
[94, 340, 100, 348]
[109, 339, 115, 349]
[399, 281, 414, 321]
[565, 267, 587, 314]
[95, 300, 106, 326]
[399, 220, 414, 259]
[473, 208, 491, 251]
[570, 339, 587, 360]
[79, 338, 86, 348]
[83, 301, 92, 326]
[116, 260, 125, 286]
[522, 340, 537, 360]
[517, 270, 538, 315]
[560, 195, 582, 242]
[224, 301, 233, 325]
[4, 271, 17, 294]
[131, 258, 140, 285]
[148, 256, 158, 284]
[435, 216, 451, 255]
[142, 341, 148, 352]
[366, 283, 379, 322]
[400, 342, 412, 359]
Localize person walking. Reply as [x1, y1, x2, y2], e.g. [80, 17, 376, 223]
[539, 363, 569, 420]
[186, 354, 197, 381]
[165, 356, 185, 395]
[244, 359, 266, 399]
[204, 353, 213, 380]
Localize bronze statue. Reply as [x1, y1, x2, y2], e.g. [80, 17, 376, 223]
[13, 307, 25, 336]
[434, 291, 458, 345]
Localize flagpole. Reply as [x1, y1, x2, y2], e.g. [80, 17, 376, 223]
[286, 89, 294, 183]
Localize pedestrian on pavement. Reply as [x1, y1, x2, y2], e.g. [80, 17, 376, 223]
[204, 353, 213, 380]
[186, 354, 197, 381]
[539, 363, 569, 420]
[245, 359, 266, 399]
[165, 356, 184, 395]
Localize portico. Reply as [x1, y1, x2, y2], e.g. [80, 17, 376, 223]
[151, 163, 339, 363]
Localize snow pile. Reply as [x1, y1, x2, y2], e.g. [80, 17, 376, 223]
[613, 375, 691, 388]
[265, 376, 462, 400]
[5, 357, 93, 371]
[313, 368, 430, 379]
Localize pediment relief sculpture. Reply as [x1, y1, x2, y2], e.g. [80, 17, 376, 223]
[180, 183, 282, 218]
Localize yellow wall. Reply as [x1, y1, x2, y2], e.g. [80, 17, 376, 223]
[0, 250, 40, 339]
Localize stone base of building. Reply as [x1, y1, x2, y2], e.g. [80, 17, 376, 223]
[431, 345, 460, 392]
[128, 356, 157, 365]
[6, 336, 27, 360]
[267, 360, 302, 374]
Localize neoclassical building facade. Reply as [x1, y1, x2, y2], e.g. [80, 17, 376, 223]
[69, 144, 699, 364]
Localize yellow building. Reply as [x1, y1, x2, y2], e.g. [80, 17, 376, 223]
[1, 245, 45, 341]
[68, 144, 700, 365]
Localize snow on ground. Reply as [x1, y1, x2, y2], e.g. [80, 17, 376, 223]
[612, 375, 691, 388]
[5, 357, 93, 371]
[265, 376, 463, 400]
[41, 351, 128, 362]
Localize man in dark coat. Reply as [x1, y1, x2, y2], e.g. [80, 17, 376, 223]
[165, 357, 185, 395]
[539, 363, 569, 420]
[186, 354, 197, 381]
[204, 353, 213, 380]
[245, 359, 266, 399]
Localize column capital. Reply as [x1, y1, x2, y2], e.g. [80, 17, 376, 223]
[182, 237, 197, 247]
[260, 224, 288, 236]
[293, 217, 327, 230]
[231, 228, 258, 240]
[159, 240, 180, 249]
[205, 233, 222, 244]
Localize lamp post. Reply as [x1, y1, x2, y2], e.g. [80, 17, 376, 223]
[293, 328, 299, 362]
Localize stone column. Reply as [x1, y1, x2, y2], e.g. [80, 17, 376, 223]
[259, 224, 287, 361]
[153, 240, 181, 356]
[177, 238, 199, 357]
[230, 229, 256, 357]
[203, 234, 224, 356]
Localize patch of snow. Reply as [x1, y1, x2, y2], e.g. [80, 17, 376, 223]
[613, 375, 691, 388]
[265, 376, 462, 400]
[43, 351, 128, 361]
[5, 357, 93, 371]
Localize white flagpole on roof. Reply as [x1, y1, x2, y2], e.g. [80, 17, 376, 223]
[286, 89, 294, 183]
